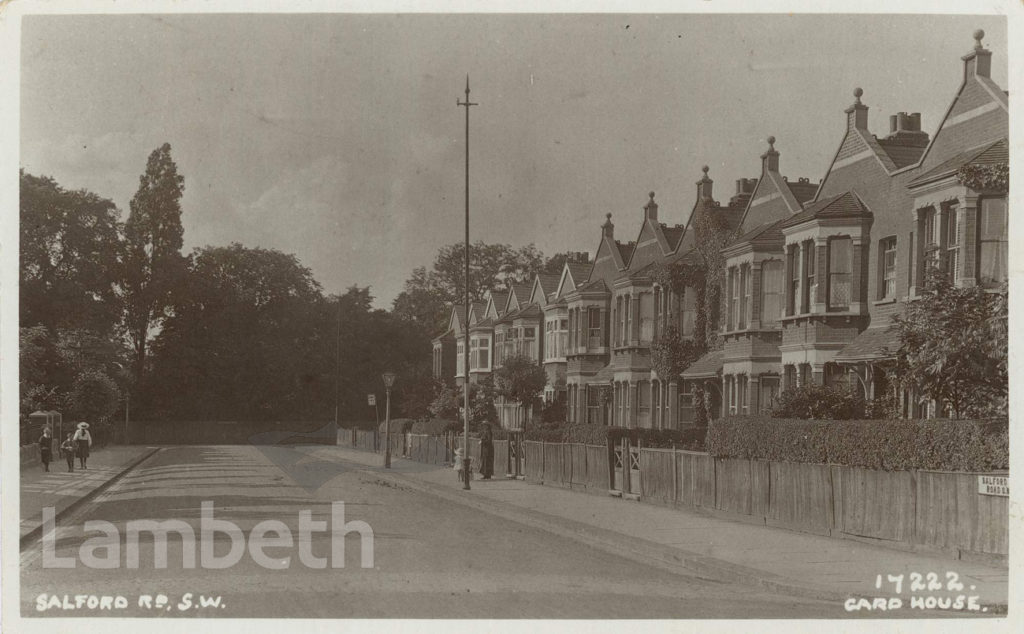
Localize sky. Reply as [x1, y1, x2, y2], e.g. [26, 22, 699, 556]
[19, 12, 1008, 309]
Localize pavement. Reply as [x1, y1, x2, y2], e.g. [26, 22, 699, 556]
[319, 445, 1010, 613]
[19, 444, 159, 542]
[19, 445, 851, 618]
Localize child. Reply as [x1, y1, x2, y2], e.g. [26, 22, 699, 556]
[73, 422, 92, 469]
[60, 433, 75, 472]
[453, 448, 472, 483]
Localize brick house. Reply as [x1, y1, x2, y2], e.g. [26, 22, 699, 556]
[432, 29, 1007, 425]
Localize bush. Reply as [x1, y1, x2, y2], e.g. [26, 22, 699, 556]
[771, 384, 865, 419]
[377, 418, 415, 435]
[410, 418, 459, 435]
[706, 416, 1008, 471]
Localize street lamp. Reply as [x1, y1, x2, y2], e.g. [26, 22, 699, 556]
[382, 371, 397, 468]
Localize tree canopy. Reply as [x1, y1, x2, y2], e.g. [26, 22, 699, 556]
[890, 273, 1007, 419]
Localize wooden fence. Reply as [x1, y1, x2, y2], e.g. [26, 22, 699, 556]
[522, 440, 1008, 560]
[334, 429, 1007, 560]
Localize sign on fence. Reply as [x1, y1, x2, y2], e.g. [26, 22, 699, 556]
[367, 394, 376, 406]
[978, 475, 1008, 497]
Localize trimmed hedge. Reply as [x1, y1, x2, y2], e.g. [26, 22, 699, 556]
[706, 416, 1008, 471]
[524, 422, 706, 450]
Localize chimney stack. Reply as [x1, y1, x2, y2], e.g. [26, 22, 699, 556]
[846, 87, 869, 130]
[963, 29, 992, 79]
[696, 165, 713, 200]
[643, 191, 658, 222]
[602, 213, 614, 239]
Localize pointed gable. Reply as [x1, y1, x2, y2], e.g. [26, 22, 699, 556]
[556, 260, 591, 299]
[914, 30, 1008, 174]
[739, 136, 807, 231]
[484, 290, 508, 320]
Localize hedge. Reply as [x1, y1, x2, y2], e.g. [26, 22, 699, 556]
[524, 422, 706, 450]
[706, 416, 1008, 471]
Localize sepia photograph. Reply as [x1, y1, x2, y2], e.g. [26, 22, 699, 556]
[1, 1, 1017, 630]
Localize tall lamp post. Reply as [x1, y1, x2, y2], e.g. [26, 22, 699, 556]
[457, 75, 478, 490]
[382, 371, 396, 468]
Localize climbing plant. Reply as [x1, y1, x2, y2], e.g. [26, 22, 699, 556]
[956, 163, 1008, 194]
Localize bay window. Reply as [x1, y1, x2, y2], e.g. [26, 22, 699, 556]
[945, 206, 959, 283]
[760, 260, 784, 326]
[588, 308, 601, 348]
[802, 241, 816, 313]
[828, 237, 851, 310]
[879, 237, 897, 300]
[978, 197, 1007, 287]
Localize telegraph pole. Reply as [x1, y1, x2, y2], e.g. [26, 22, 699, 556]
[458, 75, 477, 490]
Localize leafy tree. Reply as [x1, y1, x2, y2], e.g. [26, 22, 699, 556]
[146, 244, 328, 420]
[494, 353, 547, 428]
[67, 369, 121, 424]
[392, 241, 550, 333]
[20, 171, 123, 333]
[890, 272, 1007, 419]
[122, 143, 188, 379]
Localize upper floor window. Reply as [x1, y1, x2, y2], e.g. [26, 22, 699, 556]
[640, 293, 654, 343]
[588, 308, 602, 348]
[787, 246, 798, 316]
[728, 267, 739, 330]
[681, 288, 695, 337]
[879, 237, 897, 300]
[760, 260, 784, 327]
[978, 197, 1007, 287]
[520, 327, 537, 360]
[456, 341, 465, 376]
[624, 296, 633, 344]
[802, 241, 816, 313]
[828, 237, 852, 310]
[742, 265, 752, 329]
[617, 297, 625, 346]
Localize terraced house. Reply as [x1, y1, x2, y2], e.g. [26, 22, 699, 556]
[432, 30, 1008, 428]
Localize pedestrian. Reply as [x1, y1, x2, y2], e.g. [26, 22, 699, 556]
[478, 424, 494, 480]
[38, 427, 53, 472]
[453, 447, 466, 482]
[60, 433, 76, 472]
[73, 422, 92, 469]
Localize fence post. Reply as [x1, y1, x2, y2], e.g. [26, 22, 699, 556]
[541, 439, 545, 483]
[672, 444, 678, 505]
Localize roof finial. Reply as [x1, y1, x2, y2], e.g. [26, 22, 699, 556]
[606, 212, 612, 221]
[853, 87, 863, 104]
[648, 191, 655, 200]
[973, 29, 985, 50]
[767, 135, 776, 150]
[701, 164, 709, 175]
[465, 74, 470, 95]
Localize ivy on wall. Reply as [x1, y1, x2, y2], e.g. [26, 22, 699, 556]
[650, 199, 737, 426]
[956, 163, 1008, 194]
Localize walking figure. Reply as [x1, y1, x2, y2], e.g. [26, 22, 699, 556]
[38, 427, 53, 472]
[60, 433, 76, 473]
[72, 422, 92, 469]
[478, 424, 494, 480]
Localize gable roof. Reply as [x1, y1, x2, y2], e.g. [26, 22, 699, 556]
[616, 241, 636, 264]
[532, 273, 561, 304]
[662, 225, 685, 250]
[780, 191, 871, 229]
[876, 137, 928, 169]
[504, 283, 531, 313]
[727, 217, 787, 249]
[485, 290, 509, 319]
[908, 138, 1007, 188]
[784, 179, 819, 205]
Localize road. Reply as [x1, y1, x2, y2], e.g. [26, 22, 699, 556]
[21, 445, 873, 618]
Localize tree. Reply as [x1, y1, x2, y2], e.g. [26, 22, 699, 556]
[392, 242, 551, 333]
[67, 369, 121, 424]
[122, 143, 188, 380]
[146, 243, 328, 420]
[493, 353, 548, 428]
[890, 272, 1007, 419]
[20, 171, 123, 333]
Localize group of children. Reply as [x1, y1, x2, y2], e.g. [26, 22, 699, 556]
[37, 422, 92, 473]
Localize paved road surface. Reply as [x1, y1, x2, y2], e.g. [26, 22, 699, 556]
[20, 445, 890, 618]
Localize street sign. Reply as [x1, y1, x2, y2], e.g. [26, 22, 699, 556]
[977, 475, 1008, 497]
[367, 394, 376, 406]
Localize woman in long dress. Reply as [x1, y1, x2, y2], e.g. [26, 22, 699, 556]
[73, 422, 92, 469]
[38, 427, 53, 472]
[479, 424, 494, 480]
